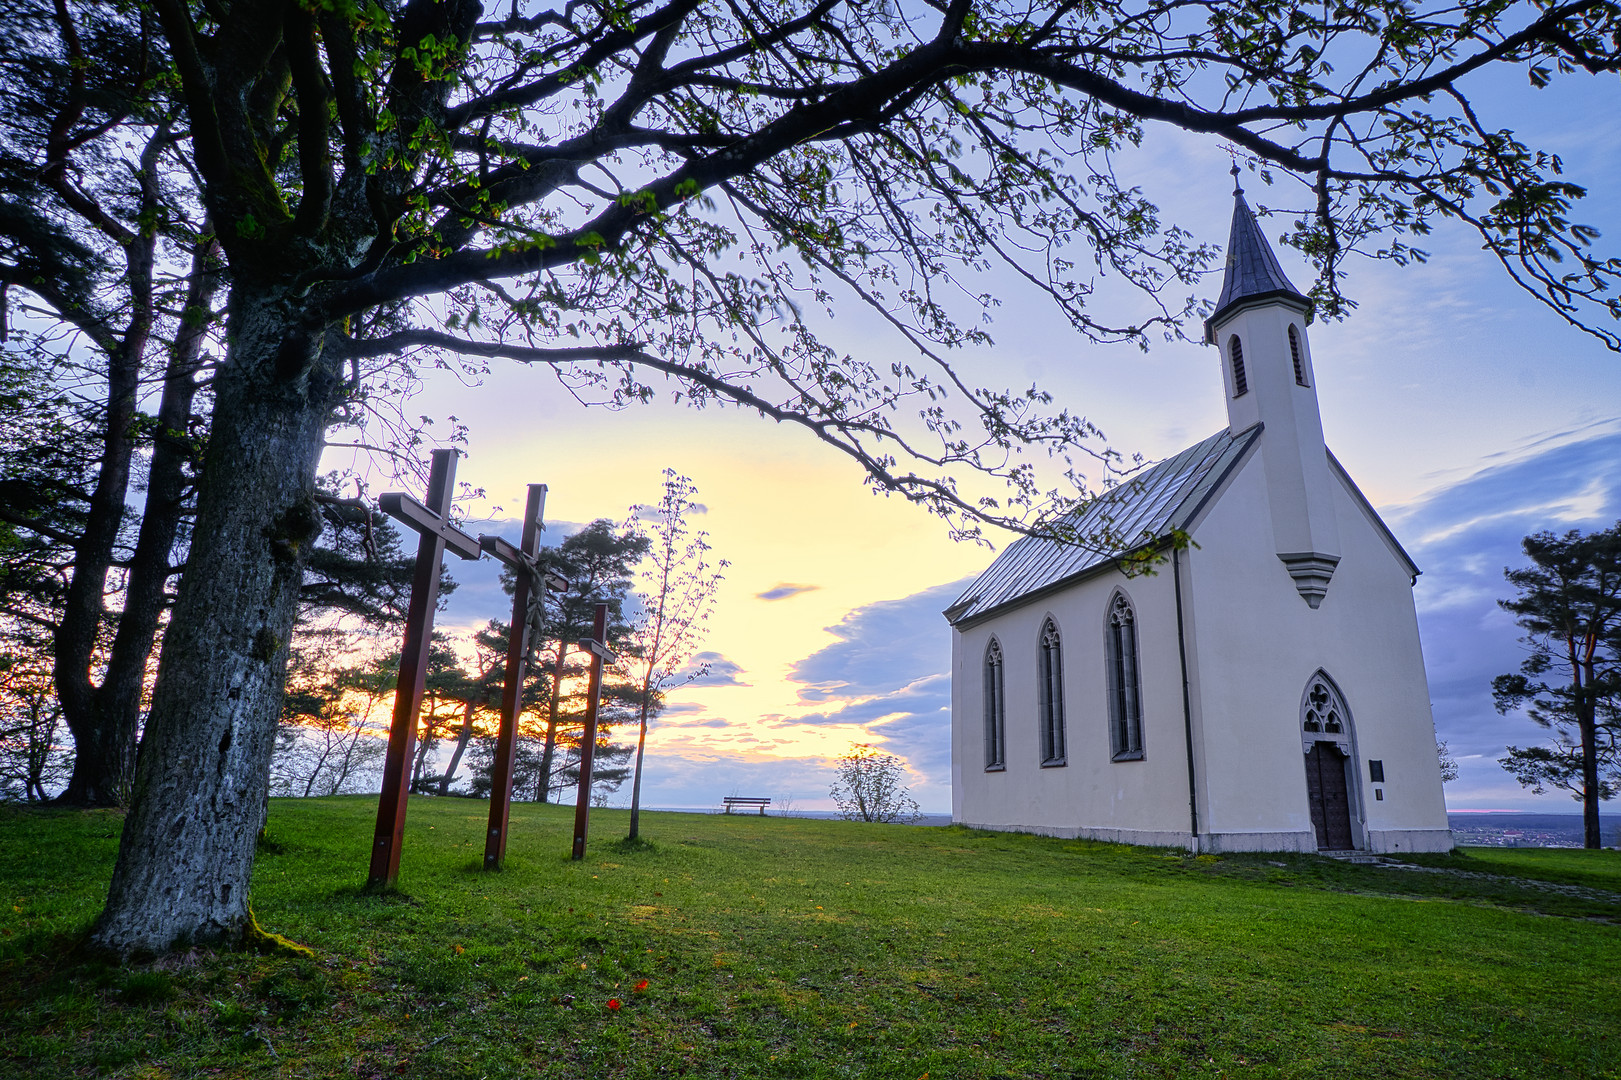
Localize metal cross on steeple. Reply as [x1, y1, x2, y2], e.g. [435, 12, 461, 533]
[367, 449, 482, 890]
[478, 483, 567, 870]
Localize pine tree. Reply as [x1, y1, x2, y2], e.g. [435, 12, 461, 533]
[1493, 524, 1621, 849]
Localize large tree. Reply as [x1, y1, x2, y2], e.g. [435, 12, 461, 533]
[1493, 524, 1621, 849]
[5, 0, 1616, 956]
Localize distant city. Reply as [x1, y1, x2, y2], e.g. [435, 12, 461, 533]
[1446, 812, 1618, 848]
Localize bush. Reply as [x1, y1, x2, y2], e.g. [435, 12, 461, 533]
[829, 744, 921, 823]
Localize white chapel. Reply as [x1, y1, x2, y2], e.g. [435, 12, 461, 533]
[943, 179, 1453, 854]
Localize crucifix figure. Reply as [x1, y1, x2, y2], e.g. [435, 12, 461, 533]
[572, 602, 616, 861]
[367, 449, 483, 889]
[478, 484, 567, 870]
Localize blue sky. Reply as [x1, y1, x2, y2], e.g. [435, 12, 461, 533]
[1395, 422, 1621, 808]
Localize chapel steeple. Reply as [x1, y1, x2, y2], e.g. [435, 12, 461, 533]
[1205, 169, 1341, 608]
[1204, 168, 1311, 342]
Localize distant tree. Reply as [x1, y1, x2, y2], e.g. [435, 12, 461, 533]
[622, 473, 727, 841]
[408, 635, 482, 795]
[463, 601, 554, 800]
[830, 744, 922, 825]
[551, 698, 637, 806]
[298, 475, 425, 632]
[1493, 524, 1621, 849]
[270, 645, 394, 798]
[531, 521, 649, 801]
[1436, 741, 1460, 785]
[0, 620, 71, 801]
[432, 622, 505, 796]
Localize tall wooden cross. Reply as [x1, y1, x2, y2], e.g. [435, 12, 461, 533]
[478, 483, 567, 870]
[367, 449, 483, 889]
[571, 602, 616, 861]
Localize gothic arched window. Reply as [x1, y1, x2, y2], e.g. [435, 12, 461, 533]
[1038, 618, 1066, 766]
[1289, 325, 1308, 386]
[983, 638, 1006, 771]
[1106, 593, 1144, 761]
[1302, 676, 1347, 736]
[1228, 335, 1248, 397]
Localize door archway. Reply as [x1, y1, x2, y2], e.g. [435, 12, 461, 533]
[1300, 674, 1357, 850]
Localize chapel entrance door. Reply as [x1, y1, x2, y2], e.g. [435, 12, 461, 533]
[1304, 742, 1354, 850]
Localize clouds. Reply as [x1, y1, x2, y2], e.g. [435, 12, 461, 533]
[1392, 422, 1621, 809]
[756, 583, 820, 601]
[773, 579, 973, 807]
[681, 650, 749, 687]
[631, 501, 708, 521]
[789, 580, 966, 695]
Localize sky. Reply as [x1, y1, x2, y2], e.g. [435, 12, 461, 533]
[331, 64, 1621, 817]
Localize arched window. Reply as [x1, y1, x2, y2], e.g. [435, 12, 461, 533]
[1302, 676, 1346, 736]
[1038, 618, 1066, 765]
[1228, 335, 1248, 397]
[1289, 325, 1308, 386]
[1105, 593, 1144, 760]
[983, 638, 1006, 771]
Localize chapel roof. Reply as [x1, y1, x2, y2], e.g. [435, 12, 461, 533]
[942, 425, 1261, 627]
[1203, 173, 1310, 342]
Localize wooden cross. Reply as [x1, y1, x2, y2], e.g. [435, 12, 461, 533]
[367, 449, 483, 890]
[571, 602, 616, 861]
[478, 483, 567, 871]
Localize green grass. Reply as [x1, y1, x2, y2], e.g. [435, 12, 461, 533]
[2, 797, 1619, 1079]
[1403, 845, 1621, 892]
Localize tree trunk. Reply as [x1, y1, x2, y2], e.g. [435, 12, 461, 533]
[54, 328, 144, 807]
[627, 678, 652, 841]
[95, 240, 222, 793]
[57, 235, 214, 808]
[439, 698, 478, 796]
[536, 644, 568, 802]
[1579, 689, 1602, 849]
[89, 289, 338, 958]
[411, 708, 442, 794]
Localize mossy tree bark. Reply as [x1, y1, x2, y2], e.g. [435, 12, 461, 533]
[89, 291, 342, 956]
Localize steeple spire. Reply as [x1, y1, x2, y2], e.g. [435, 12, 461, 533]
[1204, 171, 1309, 343]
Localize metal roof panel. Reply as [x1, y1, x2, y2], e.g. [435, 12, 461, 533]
[945, 427, 1259, 626]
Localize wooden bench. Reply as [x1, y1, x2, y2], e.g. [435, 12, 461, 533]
[722, 796, 771, 815]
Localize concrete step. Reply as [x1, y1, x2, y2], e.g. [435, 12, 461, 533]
[1318, 850, 1392, 865]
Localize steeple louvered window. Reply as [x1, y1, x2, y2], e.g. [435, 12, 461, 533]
[983, 638, 1006, 771]
[1037, 618, 1066, 766]
[1289, 325, 1308, 386]
[1105, 593, 1144, 761]
[1228, 335, 1248, 397]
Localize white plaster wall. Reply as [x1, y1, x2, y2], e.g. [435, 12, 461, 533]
[951, 564, 1196, 844]
[1182, 454, 1451, 853]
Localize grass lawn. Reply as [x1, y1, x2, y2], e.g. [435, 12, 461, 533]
[1, 796, 1618, 1079]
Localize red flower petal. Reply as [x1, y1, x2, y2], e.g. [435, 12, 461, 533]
[634, 980, 649, 992]
[606, 998, 622, 1011]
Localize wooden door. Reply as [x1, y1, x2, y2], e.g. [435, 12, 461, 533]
[1304, 743, 1354, 850]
